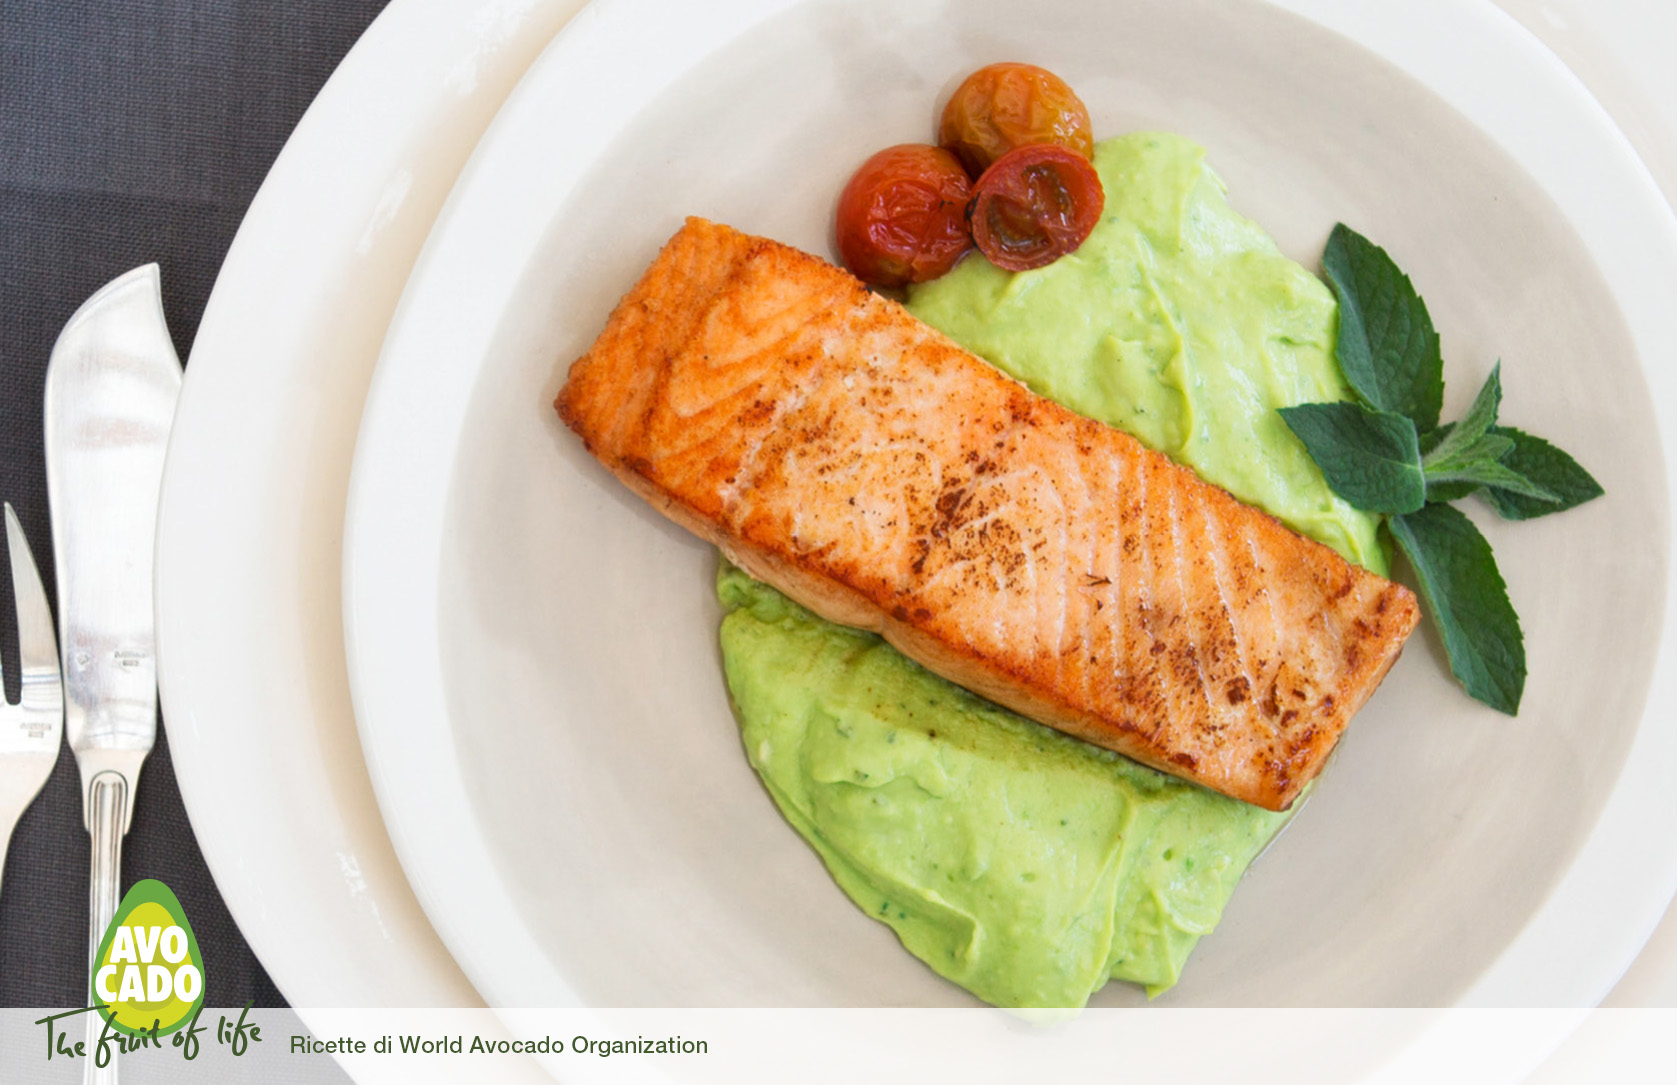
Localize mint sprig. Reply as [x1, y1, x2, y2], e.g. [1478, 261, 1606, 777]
[1283, 224, 1603, 714]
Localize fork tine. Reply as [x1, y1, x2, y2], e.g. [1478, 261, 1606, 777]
[4, 503, 61, 716]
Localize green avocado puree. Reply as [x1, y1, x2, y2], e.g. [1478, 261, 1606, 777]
[717, 132, 1376, 1008]
[720, 565, 1288, 1007]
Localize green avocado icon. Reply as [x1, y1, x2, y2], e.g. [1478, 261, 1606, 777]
[90, 879, 205, 1037]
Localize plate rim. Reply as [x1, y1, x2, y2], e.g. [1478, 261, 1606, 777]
[153, 0, 589, 1009]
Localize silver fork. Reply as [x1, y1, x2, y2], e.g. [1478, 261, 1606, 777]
[0, 501, 64, 899]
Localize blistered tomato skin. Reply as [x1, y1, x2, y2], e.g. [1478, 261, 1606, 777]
[969, 143, 1105, 272]
[836, 144, 974, 288]
[939, 62, 1095, 177]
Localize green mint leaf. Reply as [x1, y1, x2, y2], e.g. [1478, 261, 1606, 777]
[1425, 479, 1477, 503]
[1279, 401, 1425, 514]
[1425, 456, 1559, 504]
[1419, 419, 1600, 514]
[1474, 432, 1516, 463]
[1417, 421, 1452, 457]
[1323, 223, 1445, 430]
[1389, 504, 1525, 714]
[1419, 364, 1502, 470]
[1425, 432, 1516, 483]
[1482, 427, 1605, 520]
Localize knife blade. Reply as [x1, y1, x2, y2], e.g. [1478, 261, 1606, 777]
[43, 264, 182, 1078]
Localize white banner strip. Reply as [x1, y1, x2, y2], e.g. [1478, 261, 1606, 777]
[5, 1006, 1675, 1084]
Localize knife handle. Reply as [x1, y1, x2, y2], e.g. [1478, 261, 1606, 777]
[84, 771, 126, 1085]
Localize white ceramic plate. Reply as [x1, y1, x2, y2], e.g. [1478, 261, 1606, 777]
[345, 0, 1677, 1024]
[154, 0, 587, 1009]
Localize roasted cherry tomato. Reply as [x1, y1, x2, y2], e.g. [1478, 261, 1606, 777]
[938, 62, 1094, 177]
[968, 143, 1105, 272]
[836, 144, 974, 287]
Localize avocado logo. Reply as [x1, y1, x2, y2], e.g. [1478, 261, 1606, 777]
[90, 879, 205, 1037]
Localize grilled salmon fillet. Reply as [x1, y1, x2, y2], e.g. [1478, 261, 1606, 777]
[556, 217, 1419, 810]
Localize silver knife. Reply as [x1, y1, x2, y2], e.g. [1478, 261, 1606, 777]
[43, 264, 182, 1080]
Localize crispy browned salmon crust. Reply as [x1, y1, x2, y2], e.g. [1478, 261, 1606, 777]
[556, 218, 1419, 810]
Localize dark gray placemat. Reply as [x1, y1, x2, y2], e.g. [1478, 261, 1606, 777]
[1, 0, 393, 1009]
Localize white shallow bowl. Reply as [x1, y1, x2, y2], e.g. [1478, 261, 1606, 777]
[154, 0, 587, 1010]
[346, 0, 1677, 1032]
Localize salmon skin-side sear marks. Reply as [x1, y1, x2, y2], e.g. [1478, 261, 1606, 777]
[555, 217, 1419, 811]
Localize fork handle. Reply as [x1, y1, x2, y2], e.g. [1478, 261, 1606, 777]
[84, 771, 127, 1085]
